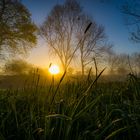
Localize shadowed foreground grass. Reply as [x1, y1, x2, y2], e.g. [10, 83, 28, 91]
[0, 72, 140, 140]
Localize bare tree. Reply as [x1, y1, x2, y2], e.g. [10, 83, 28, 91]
[107, 53, 130, 75]
[76, 15, 112, 75]
[130, 52, 140, 75]
[107, 53, 119, 74]
[40, 0, 83, 72]
[77, 15, 105, 75]
[0, 0, 37, 58]
[41, 0, 111, 74]
[122, 0, 140, 43]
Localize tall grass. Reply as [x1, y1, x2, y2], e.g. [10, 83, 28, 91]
[0, 71, 140, 140]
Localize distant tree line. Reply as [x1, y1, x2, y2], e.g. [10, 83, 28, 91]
[3, 59, 34, 75]
[107, 52, 140, 76]
[0, 0, 140, 77]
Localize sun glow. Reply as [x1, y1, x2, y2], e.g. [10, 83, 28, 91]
[49, 64, 60, 75]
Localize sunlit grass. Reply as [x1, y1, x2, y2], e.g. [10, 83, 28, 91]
[0, 72, 139, 140]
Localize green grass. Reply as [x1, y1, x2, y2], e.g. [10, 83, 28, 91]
[0, 72, 140, 140]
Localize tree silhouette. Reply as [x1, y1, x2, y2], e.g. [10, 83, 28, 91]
[76, 15, 111, 75]
[41, 0, 110, 74]
[41, 0, 82, 72]
[122, 0, 140, 43]
[4, 59, 34, 75]
[0, 0, 37, 58]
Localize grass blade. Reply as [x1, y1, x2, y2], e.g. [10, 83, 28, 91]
[105, 126, 128, 140]
[46, 114, 72, 121]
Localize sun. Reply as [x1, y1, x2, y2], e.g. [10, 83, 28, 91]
[49, 64, 60, 75]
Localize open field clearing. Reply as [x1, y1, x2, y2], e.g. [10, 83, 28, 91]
[0, 73, 140, 140]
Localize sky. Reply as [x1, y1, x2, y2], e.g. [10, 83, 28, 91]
[21, 0, 140, 68]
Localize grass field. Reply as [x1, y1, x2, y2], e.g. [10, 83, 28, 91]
[0, 71, 140, 140]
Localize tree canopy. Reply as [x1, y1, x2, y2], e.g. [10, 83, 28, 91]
[41, 0, 110, 74]
[3, 59, 34, 75]
[0, 0, 37, 58]
[41, 0, 82, 71]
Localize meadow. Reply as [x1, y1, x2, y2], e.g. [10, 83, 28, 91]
[0, 70, 140, 140]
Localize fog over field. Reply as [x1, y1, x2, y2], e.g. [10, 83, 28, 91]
[0, 0, 140, 140]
